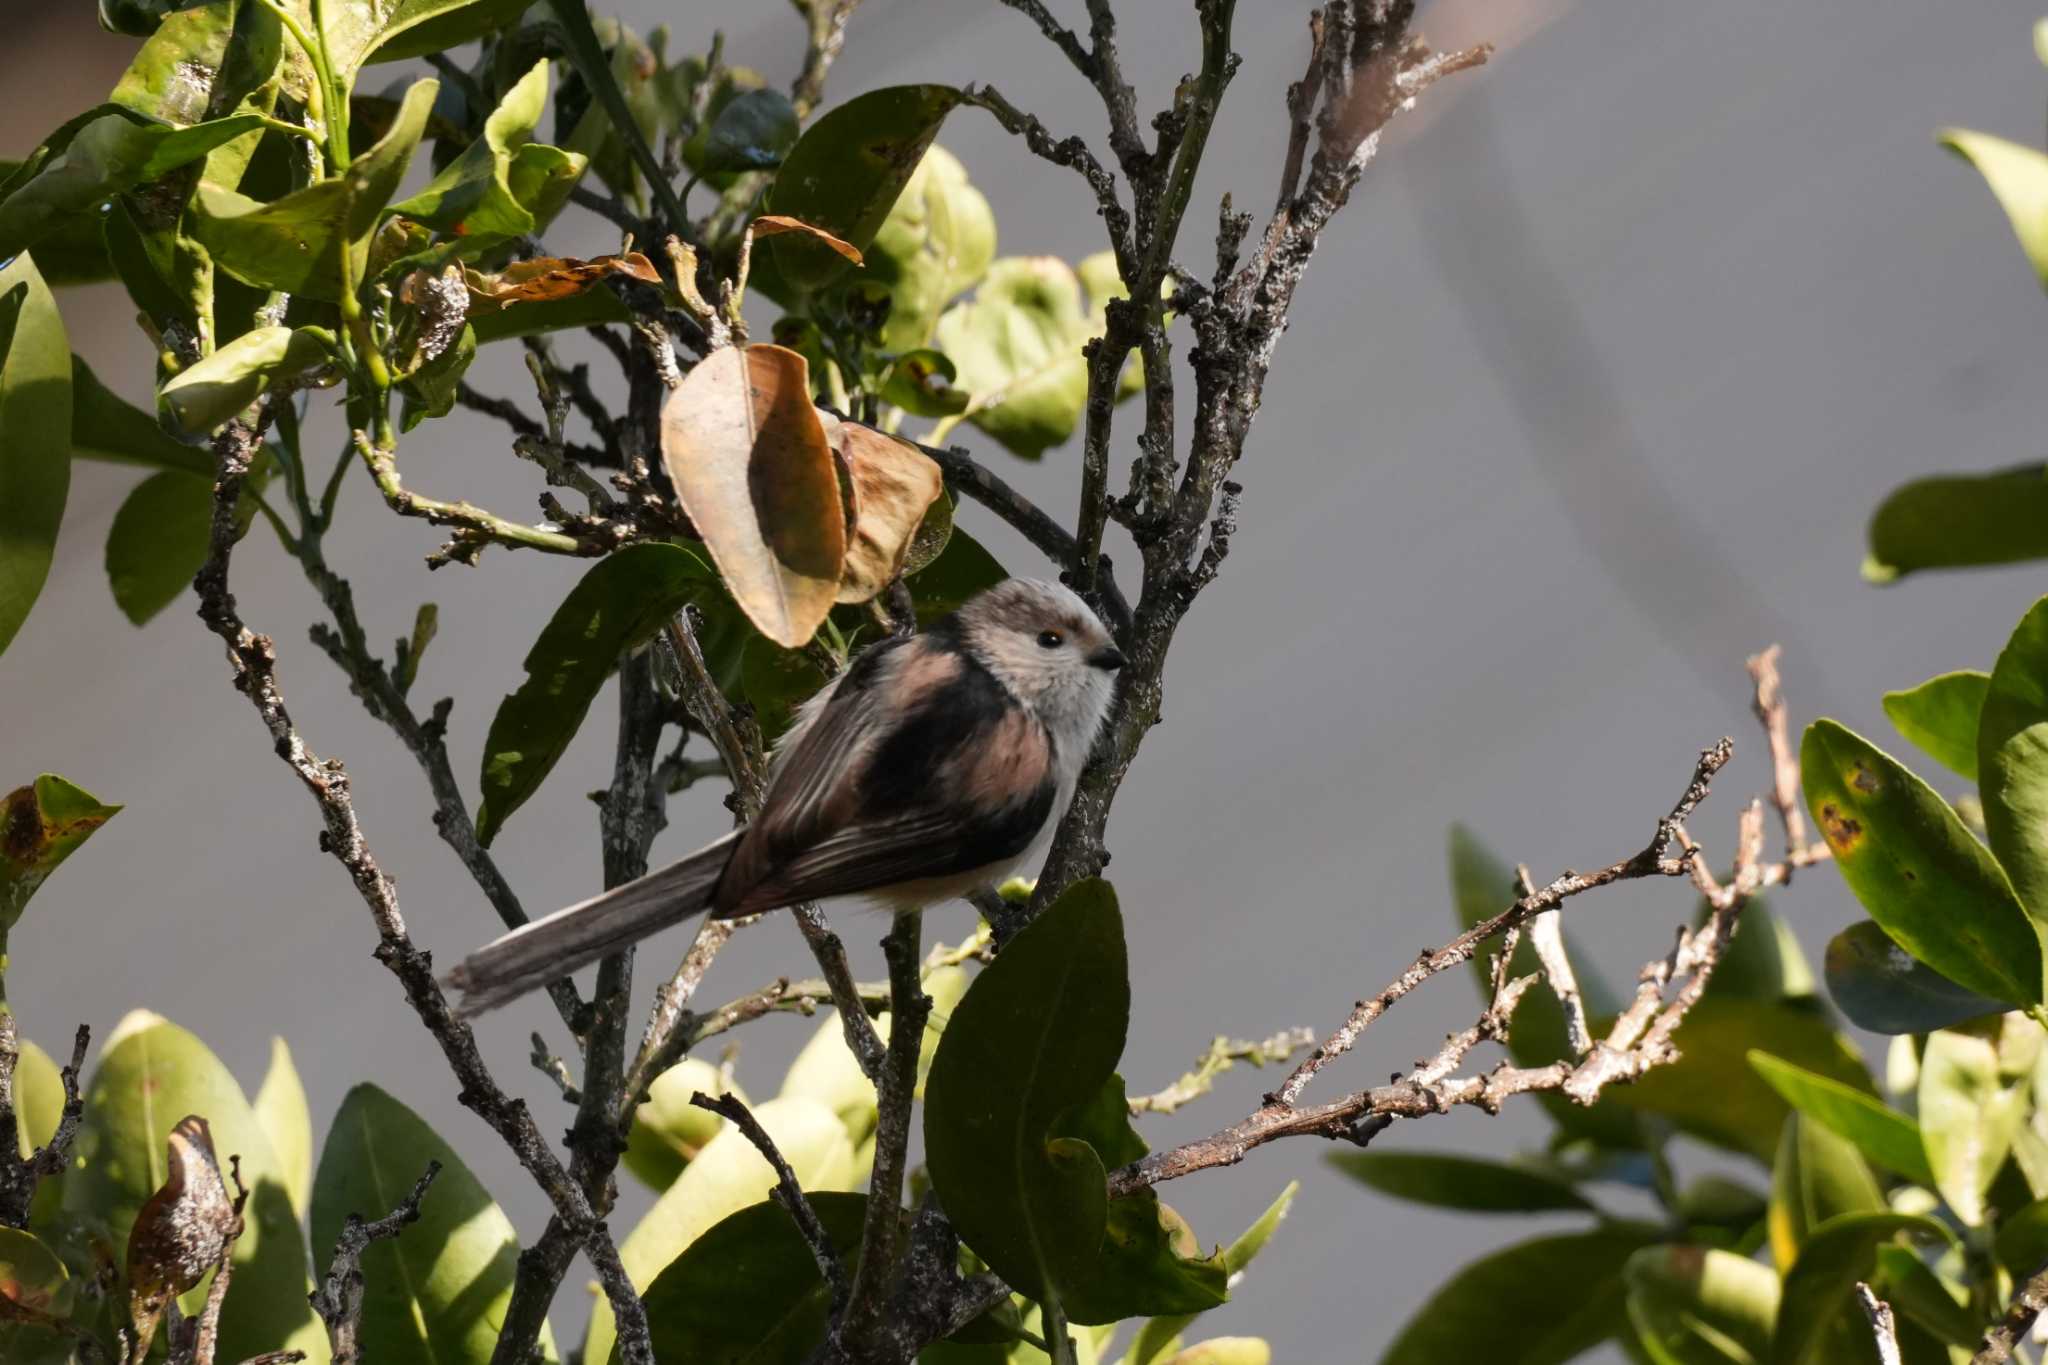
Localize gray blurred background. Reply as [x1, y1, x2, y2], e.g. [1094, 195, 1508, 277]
[7, 0, 2048, 1358]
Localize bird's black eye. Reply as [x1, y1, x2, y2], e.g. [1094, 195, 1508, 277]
[1037, 629, 1064, 649]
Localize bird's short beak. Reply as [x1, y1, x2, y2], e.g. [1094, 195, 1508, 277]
[1089, 646, 1127, 672]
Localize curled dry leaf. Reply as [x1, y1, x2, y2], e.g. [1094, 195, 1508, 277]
[660, 345, 845, 647]
[748, 214, 864, 265]
[462, 251, 662, 310]
[125, 1116, 237, 1355]
[833, 423, 944, 604]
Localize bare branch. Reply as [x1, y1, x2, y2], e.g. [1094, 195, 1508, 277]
[1858, 1284, 1903, 1365]
[309, 1162, 441, 1365]
[1974, 1257, 2048, 1364]
[691, 1091, 847, 1301]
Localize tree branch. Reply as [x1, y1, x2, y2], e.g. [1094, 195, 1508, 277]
[309, 1162, 441, 1365]
[692, 1091, 846, 1300]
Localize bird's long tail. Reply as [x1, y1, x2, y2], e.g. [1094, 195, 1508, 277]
[446, 831, 740, 1018]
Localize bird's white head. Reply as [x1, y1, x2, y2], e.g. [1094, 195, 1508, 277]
[954, 579, 1124, 760]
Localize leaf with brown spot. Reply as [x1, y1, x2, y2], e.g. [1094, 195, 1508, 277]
[1802, 719, 2043, 1008]
[125, 1116, 236, 1359]
[834, 424, 944, 603]
[660, 345, 845, 647]
[462, 251, 661, 309]
[748, 214, 864, 264]
[0, 774, 119, 933]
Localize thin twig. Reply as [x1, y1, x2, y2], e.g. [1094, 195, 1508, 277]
[692, 1091, 847, 1299]
[309, 1162, 441, 1365]
[1975, 1258, 2048, 1364]
[1858, 1284, 1903, 1365]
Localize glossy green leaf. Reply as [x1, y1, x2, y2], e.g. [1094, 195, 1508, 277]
[158, 324, 334, 432]
[1823, 920, 2005, 1034]
[65, 1011, 326, 1363]
[1865, 465, 2048, 581]
[767, 85, 961, 290]
[1624, 1245, 1780, 1365]
[623, 1058, 743, 1191]
[1746, 1052, 1931, 1186]
[109, 0, 242, 124]
[191, 80, 436, 300]
[634, 1192, 867, 1364]
[866, 144, 997, 351]
[1980, 598, 2048, 934]
[694, 88, 798, 174]
[0, 1226, 71, 1364]
[476, 543, 716, 846]
[590, 1095, 858, 1363]
[1123, 1183, 1299, 1365]
[1328, 1151, 1594, 1213]
[1940, 128, 2048, 286]
[252, 1038, 310, 1219]
[1768, 1114, 1885, 1271]
[0, 256, 70, 658]
[70, 357, 210, 475]
[1919, 1024, 2027, 1224]
[1608, 997, 1872, 1163]
[1, 775, 120, 932]
[1883, 672, 1989, 781]
[313, 1085, 547, 1363]
[390, 61, 584, 253]
[0, 108, 264, 262]
[1801, 719, 2041, 1007]
[1870, 1243, 1979, 1349]
[1447, 826, 1638, 1147]
[925, 880, 1225, 1327]
[1380, 1225, 1662, 1365]
[1772, 1213, 1953, 1365]
[103, 471, 214, 625]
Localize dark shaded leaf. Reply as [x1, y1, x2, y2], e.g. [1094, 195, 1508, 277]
[313, 1084, 550, 1363]
[0, 256, 71, 658]
[1768, 1115, 1884, 1272]
[69, 356, 211, 475]
[1802, 719, 2041, 1008]
[1865, 465, 2048, 582]
[695, 89, 799, 174]
[1870, 1244, 1979, 1349]
[1707, 898, 1816, 1003]
[1328, 1151, 1594, 1214]
[1823, 919, 2006, 1034]
[880, 348, 970, 417]
[1124, 1183, 1298, 1365]
[104, 471, 214, 625]
[1980, 597, 2048, 931]
[1883, 671, 1989, 781]
[477, 544, 716, 845]
[1772, 1213, 1953, 1365]
[766, 85, 962, 291]
[0, 1226, 71, 1364]
[905, 521, 1004, 622]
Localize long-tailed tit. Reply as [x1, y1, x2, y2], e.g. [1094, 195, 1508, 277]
[448, 579, 1125, 1016]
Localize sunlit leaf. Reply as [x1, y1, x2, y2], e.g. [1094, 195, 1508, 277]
[158, 324, 335, 433]
[126, 1116, 237, 1357]
[251, 1038, 310, 1220]
[1883, 671, 1989, 781]
[622, 1058, 741, 1191]
[660, 345, 844, 647]
[1, 774, 119, 932]
[1939, 128, 2048, 286]
[463, 250, 659, 306]
[390, 61, 586, 252]
[0, 256, 70, 658]
[1865, 465, 2048, 582]
[1918, 1023, 2027, 1224]
[1624, 1244, 1779, 1365]
[750, 214, 862, 264]
[864, 144, 994, 352]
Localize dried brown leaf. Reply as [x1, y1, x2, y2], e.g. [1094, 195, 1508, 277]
[660, 345, 845, 647]
[462, 251, 661, 309]
[125, 1116, 236, 1354]
[749, 214, 864, 264]
[834, 423, 944, 604]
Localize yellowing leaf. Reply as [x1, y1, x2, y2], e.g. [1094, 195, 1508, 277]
[660, 345, 844, 647]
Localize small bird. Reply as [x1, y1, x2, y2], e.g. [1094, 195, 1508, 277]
[448, 579, 1125, 1016]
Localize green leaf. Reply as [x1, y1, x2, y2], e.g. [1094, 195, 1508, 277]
[1995, 1196, 2048, 1276]
[1771, 1213, 1954, 1365]
[0, 1226, 72, 1364]
[635, 1192, 868, 1364]
[103, 471, 214, 625]
[65, 1011, 326, 1363]
[69, 357, 211, 475]
[476, 543, 717, 845]
[1707, 898, 1816, 1003]
[623, 1058, 744, 1191]
[158, 324, 334, 433]
[767, 85, 962, 291]
[1940, 129, 2048, 286]
[109, 0, 244, 125]
[1746, 1052, 1933, 1186]
[694, 88, 799, 174]
[1379, 1226, 1662, 1365]
[1161, 1343, 1268, 1365]
[1624, 1245, 1780, 1365]
[1328, 1151, 1595, 1213]
[932, 256, 1100, 459]
[1768, 1114, 1885, 1271]
[866, 144, 997, 352]
[924, 880, 1226, 1327]
[881, 348, 971, 418]
[1607, 997, 1873, 1163]
[589, 1095, 858, 1364]
[12, 1039, 62, 1160]
[1823, 920, 2005, 1034]
[1979, 597, 2048, 933]
[780, 1008, 883, 1146]
[389, 61, 585, 253]
[1, 775, 120, 933]
[359, 0, 538, 66]
[252, 1038, 310, 1220]
[398, 323, 475, 431]
[1870, 1244, 1979, 1349]
[312, 1084, 548, 1364]
[1801, 719, 2042, 1008]
[0, 255, 71, 659]
[1918, 1023, 2027, 1224]
[190, 80, 437, 300]
[1123, 1184, 1299, 1365]
[1865, 465, 2048, 581]
[1883, 672, 1989, 781]
[906, 522, 1005, 623]
[0, 108, 265, 263]
[468, 282, 630, 342]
